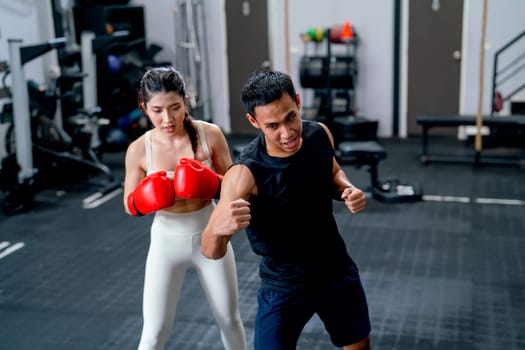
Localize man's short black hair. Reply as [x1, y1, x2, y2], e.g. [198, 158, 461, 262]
[240, 69, 297, 118]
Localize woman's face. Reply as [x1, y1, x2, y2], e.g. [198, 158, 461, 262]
[143, 91, 187, 134]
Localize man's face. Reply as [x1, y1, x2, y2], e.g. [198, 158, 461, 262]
[246, 93, 303, 157]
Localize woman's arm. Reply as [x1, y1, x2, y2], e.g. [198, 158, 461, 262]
[204, 122, 233, 175]
[123, 137, 147, 214]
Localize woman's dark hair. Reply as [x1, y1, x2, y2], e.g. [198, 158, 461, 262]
[138, 66, 198, 155]
[240, 69, 296, 118]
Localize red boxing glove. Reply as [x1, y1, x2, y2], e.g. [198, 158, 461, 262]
[127, 171, 175, 216]
[173, 158, 222, 199]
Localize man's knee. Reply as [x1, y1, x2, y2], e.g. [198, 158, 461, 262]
[342, 335, 371, 350]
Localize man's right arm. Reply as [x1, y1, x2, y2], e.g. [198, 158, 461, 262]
[201, 164, 256, 259]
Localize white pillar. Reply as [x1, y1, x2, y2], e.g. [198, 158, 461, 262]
[81, 31, 97, 111]
[8, 39, 35, 182]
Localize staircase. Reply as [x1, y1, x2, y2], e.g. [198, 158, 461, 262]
[491, 29, 525, 116]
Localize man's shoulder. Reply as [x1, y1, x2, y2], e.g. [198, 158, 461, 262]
[302, 119, 319, 128]
[236, 135, 263, 161]
[302, 119, 328, 140]
[223, 163, 256, 197]
[302, 119, 325, 132]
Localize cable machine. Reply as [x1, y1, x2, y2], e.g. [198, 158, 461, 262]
[173, 0, 212, 121]
[1, 37, 122, 214]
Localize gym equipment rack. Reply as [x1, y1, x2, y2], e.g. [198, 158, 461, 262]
[299, 23, 422, 203]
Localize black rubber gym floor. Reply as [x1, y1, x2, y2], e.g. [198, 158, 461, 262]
[1, 135, 524, 350]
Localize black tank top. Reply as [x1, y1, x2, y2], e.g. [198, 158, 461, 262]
[236, 121, 359, 292]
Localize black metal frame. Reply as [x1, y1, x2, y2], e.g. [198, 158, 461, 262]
[491, 30, 525, 115]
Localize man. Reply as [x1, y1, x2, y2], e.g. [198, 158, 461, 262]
[202, 69, 372, 350]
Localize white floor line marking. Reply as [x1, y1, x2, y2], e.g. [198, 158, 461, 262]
[423, 195, 471, 203]
[475, 198, 525, 206]
[83, 187, 123, 209]
[83, 191, 104, 205]
[0, 242, 25, 260]
[0, 241, 10, 250]
[423, 195, 525, 206]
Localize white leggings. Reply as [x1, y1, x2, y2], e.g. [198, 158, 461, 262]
[137, 204, 246, 350]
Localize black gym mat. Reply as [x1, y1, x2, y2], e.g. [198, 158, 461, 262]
[0, 135, 523, 350]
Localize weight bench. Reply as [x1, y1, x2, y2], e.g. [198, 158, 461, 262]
[336, 140, 422, 203]
[416, 114, 525, 167]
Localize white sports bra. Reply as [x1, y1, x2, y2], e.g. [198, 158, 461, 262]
[145, 120, 212, 177]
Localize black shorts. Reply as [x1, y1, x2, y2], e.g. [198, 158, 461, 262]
[254, 276, 371, 350]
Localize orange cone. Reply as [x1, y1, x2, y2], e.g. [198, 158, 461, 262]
[341, 21, 353, 41]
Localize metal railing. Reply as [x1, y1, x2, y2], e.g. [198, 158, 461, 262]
[490, 30, 525, 115]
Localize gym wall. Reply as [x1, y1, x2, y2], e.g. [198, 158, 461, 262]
[1, 0, 524, 137]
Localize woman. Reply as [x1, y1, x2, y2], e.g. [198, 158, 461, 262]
[123, 66, 246, 350]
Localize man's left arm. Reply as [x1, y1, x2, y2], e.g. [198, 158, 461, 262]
[332, 165, 366, 213]
[318, 122, 366, 213]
